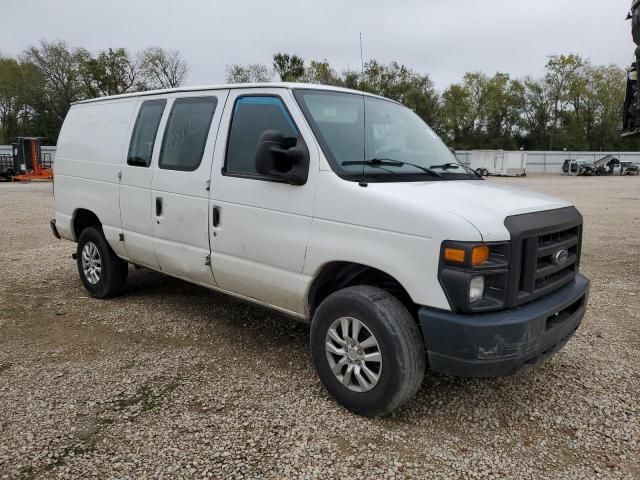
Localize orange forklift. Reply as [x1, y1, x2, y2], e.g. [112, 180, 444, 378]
[7, 137, 53, 182]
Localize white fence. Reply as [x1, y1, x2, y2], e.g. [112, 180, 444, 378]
[2, 146, 639, 175]
[457, 150, 640, 174]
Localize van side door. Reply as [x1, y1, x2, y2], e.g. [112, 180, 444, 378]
[151, 91, 229, 285]
[120, 99, 168, 268]
[208, 89, 319, 315]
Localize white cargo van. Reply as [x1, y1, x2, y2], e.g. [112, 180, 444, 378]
[51, 83, 590, 416]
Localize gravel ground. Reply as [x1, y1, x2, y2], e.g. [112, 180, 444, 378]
[0, 176, 638, 479]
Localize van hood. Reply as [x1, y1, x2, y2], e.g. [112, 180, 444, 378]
[371, 180, 571, 241]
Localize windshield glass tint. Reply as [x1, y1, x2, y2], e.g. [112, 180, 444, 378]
[295, 90, 470, 178]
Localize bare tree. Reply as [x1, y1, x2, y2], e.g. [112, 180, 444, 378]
[140, 47, 189, 89]
[21, 40, 86, 121]
[225, 64, 273, 83]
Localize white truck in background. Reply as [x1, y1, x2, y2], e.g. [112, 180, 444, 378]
[465, 150, 527, 177]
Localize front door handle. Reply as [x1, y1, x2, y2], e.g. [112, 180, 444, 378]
[156, 197, 163, 217]
[212, 206, 221, 227]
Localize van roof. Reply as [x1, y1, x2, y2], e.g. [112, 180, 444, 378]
[72, 82, 389, 105]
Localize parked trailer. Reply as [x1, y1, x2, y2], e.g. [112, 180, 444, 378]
[464, 150, 527, 177]
[0, 154, 15, 180]
[8, 138, 53, 182]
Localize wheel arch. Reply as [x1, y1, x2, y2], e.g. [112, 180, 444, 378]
[306, 261, 417, 321]
[72, 208, 103, 241]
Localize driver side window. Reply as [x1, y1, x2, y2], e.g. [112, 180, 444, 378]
[225, 96, 298, 176]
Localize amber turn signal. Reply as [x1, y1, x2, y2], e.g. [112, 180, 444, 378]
[444, 248, 466, 263]
[471, 245, 490, 266]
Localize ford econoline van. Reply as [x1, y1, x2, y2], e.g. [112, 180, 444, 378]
[51, 83, 590, 416]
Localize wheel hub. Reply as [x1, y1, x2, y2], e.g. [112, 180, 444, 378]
[347, 346, 359, 362]
[325, 317, 382, 393]
[81, 242, 102, 285]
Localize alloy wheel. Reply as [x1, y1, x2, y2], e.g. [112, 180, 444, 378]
[325, 316, 382, 393]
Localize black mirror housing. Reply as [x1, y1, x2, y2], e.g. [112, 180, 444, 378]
[255, 130, 310, 185]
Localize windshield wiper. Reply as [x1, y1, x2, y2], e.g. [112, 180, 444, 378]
[342, 158, 442, 177]
[430, 162, 481, 177]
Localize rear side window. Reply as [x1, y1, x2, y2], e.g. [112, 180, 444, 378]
[160, 97, 218, 171]
[127, 99, 166, 167]
[225, 96, 298, 176]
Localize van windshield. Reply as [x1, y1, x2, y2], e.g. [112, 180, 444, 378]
[293, 89, 479, 182]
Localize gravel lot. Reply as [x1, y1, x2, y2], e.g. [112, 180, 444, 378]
[0, 176, 638, 479]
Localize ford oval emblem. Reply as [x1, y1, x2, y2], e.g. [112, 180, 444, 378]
[553, 249, 569, 265]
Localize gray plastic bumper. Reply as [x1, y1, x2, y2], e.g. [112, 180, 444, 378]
[419, 274, 590, 377]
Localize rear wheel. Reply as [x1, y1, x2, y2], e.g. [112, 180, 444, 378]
[310, 286, 425, 417]
[76, 227, 128, 298]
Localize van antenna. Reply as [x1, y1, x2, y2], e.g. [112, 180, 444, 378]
[359, 32, 365, 89]
[359, 32, 368, 187]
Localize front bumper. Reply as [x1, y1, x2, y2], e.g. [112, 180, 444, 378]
[419, 274, 590, 377]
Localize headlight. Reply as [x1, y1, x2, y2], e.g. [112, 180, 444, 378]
[438, 241, 510, 313]
[469, 276, 485, 303]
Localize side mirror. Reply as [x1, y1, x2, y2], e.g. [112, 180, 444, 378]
[255, 130, 309, 186]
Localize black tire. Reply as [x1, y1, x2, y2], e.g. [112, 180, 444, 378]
[76, 227, 128, 298]
[481, 168, 489, 177]
[310, 286, 425, 417]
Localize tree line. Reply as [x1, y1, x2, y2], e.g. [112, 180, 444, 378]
[0, 40, 188, 143]
[228, 53, 638, 152]
[1, 41, 637, 151]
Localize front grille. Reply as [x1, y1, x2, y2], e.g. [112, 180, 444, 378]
[505, 207, 583, 308]
[528, 225, 580, 292]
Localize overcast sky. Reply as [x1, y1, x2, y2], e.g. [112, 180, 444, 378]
[0, 0, 634, 89]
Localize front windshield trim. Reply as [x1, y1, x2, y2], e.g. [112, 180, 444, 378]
[292, 88, 480, 183]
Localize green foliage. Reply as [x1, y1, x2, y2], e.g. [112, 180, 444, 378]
[79, 48, 141, 97]
[272, 53, 305, 82]
[0, 41, 189, 143]
[302, 59, 343, 86]
[360, 61, 440, 127]
[0, 57, 28, 142]
[439, 72, 524, 149]
[0, 43, 636, 151]
[225, 63, 273, 83]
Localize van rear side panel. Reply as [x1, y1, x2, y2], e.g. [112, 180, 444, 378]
[54, 100, 138, 252]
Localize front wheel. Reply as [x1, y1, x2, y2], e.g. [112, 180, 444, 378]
[76, 227, 128, 298]
[310, 286, 425, 417]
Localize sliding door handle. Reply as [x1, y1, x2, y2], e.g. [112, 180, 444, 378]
[212, 206, 221, 227]
[156, 197, 163, 216]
